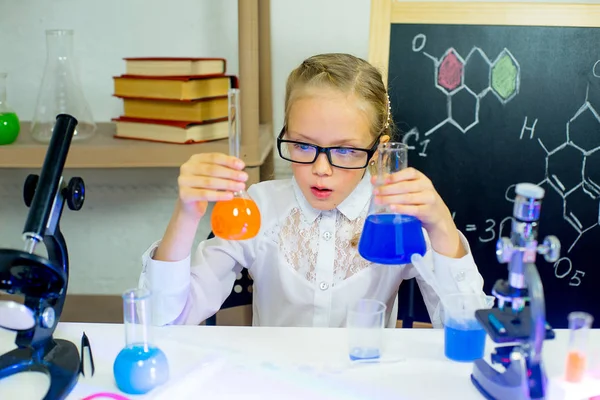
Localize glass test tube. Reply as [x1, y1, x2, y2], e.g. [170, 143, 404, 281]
[565, 311, 594, 383]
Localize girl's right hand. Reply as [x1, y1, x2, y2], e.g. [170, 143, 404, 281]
[177, 153, 248, 219]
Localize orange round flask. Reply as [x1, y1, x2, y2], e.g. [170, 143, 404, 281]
[211, 194, 261, 240]
[211, 88, 261, 240]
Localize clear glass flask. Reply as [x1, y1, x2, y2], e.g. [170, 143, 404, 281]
[31, 29, 96, 143]
[113, 288, 169, 394]
[0, 72, 20, 145]
[358, 142, 426, 264]
[564, 311, 594, 383]
[211, 88, 261, 240]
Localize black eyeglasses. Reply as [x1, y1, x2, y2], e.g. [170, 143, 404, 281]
[276, 127, 379, 170]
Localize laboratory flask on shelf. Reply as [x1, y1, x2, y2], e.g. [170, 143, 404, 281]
[210, 88, 261, 240]
[0, 72, 20, 145]
[358, 142, 427, 265]
[31, 29, 96, 143]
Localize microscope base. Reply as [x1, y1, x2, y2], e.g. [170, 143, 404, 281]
[471, 358, 530, 400]
[0, 338, 80, 400]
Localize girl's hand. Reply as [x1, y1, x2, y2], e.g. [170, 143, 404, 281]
[177, 153, 248, 219]
[372, 167, 466, 258]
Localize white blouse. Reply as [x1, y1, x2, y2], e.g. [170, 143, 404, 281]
[139, 172, 485, 329]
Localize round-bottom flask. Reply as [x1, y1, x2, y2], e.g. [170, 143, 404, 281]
[0, 72, 20, 145]
[113, 288, 169, 394]
[210, 87, 261, 240]
[211, 190, 261, 240]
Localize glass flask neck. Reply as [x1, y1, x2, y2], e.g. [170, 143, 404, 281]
[370, 142, 409, 214]
[0, 73, 7, 105]
[375, 142, 408, 182]
[122, 288, 154, 349]
[45, 30, 74, 60]
[228, 88, 241, 158]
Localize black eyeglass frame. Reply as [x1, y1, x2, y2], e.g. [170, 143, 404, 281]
[276, 127, 380, 170]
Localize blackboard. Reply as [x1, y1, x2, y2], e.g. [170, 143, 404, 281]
[375, 2, 600, 329]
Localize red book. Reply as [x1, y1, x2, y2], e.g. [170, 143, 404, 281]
[112, 116, 229, 144]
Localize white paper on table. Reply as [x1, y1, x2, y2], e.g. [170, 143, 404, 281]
[147, 352, 403, 400]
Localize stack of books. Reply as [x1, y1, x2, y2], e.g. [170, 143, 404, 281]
[112, 57, 236, 144]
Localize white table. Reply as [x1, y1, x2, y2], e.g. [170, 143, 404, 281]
[0, 323, 598, 399]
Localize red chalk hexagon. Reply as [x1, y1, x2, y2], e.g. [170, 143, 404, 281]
[437, 48, 464, 94]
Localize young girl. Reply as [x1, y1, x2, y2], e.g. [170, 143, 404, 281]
[139, 53, 485, 328]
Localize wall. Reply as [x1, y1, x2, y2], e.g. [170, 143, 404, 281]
[0, 0, 371, 296]
[2, 0, 586, 297]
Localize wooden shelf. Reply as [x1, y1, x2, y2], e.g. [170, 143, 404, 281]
[0, 0, 275, 180]
[0, 122, 273, 169]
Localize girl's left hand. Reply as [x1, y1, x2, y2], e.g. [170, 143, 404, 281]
[372, 167, 466, 258]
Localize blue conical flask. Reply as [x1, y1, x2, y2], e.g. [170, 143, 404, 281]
[358, 142, 427, 265]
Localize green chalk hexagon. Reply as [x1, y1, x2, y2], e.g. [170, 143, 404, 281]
[491, 49, 519, 103]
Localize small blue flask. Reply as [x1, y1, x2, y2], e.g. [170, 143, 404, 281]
[113, 288, 169, 394]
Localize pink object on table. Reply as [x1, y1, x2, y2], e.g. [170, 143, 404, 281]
[81, 393, 130, 400]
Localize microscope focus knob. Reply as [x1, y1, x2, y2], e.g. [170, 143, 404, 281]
[540, 235, 561, 263]
[496, 237, 513, 263]
[23, 174, 39, 208]
[66, 177, 85, 211]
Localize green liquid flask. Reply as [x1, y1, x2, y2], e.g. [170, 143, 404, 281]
[0, 72, 20, 145]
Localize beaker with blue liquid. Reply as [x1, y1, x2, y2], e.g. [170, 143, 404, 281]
[358, 142, 427, 265]
[113, 288, 169, 394]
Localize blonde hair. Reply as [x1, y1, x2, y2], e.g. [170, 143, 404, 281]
[284, 54, 394, 248]
[284, 53, 394, 141]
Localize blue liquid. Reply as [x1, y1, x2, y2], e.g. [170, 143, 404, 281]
[358, 214, 427, 265]
[349, 347, 380, 361]
[113, 344, 169, 394]
[444, 320, 487, 362]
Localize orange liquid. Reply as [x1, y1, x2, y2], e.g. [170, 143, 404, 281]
[565, 351, 587, 383]
[211, 196, 261, 240]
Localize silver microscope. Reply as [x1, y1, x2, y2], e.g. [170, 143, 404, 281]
[471, 183, 561, 400]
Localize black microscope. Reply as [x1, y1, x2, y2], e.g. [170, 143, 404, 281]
[0, 114, 86, 399]
[471, 183, 561, 399]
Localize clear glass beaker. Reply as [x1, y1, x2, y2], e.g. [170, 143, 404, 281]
[113, 288, 169, 394]
[347, 299, 386, 361]
[358, 142, 426, 265]
[564, 311, 594, 383]
[0, 72, 20, 145]
[31, 29, 96, 143]
[211, 88, 261, 240]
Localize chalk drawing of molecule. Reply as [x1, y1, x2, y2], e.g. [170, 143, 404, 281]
[412, 33, 521, 136]
[506, 86, 600, 253]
